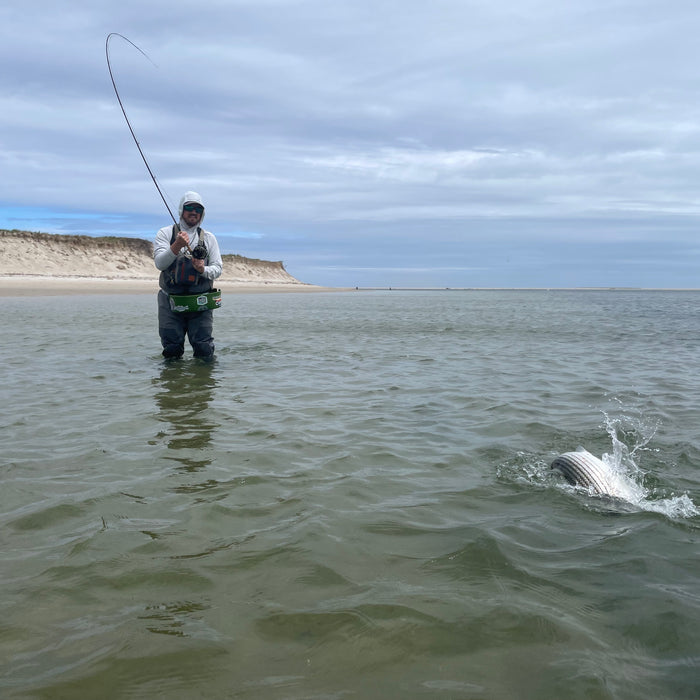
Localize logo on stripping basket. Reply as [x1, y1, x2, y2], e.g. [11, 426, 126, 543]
[169, 290, 222, 312]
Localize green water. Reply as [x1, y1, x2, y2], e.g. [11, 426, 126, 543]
[2, 290, 699, 699]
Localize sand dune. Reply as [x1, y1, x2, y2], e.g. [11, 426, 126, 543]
[3, 230, 305, 283]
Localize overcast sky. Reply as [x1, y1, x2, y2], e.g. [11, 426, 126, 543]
[3, 0, 700, 287]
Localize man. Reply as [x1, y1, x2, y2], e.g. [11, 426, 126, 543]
[154, 191, 223, 359]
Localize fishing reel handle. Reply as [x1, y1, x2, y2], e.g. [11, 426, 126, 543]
[171, 230, 194, 256]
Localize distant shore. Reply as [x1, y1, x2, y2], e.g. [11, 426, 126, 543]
[0, 275, 349, 297]
[0, 229, 352, 296]
[4, 231, 698, 296]
[358, 286, 700, 292]
[3, 277, 696, 297]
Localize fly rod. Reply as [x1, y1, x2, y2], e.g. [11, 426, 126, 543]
[105, 33, 193, 253]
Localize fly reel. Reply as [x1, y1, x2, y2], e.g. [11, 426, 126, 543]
[191, 243, 208, 260]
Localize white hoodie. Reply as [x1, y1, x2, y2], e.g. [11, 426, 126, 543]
[153, 191, 223, 280]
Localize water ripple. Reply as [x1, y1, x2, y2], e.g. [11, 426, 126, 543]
[2, 291, 700, 699]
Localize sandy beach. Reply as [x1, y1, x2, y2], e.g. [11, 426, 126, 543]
[1, 230, 348, 296]
[0, 275, 347, 297]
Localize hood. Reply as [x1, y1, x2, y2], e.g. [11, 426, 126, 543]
[178, 191, 205, 227]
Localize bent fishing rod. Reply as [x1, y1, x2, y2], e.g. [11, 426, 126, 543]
[105, 33, 193, 253]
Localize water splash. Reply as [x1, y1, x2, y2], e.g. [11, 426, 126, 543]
[586, 411, 698, 518]
[600, 406, 658, 475]
[502, 410, 699, 519]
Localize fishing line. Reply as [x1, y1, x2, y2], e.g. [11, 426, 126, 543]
[105, 32, 177, 225]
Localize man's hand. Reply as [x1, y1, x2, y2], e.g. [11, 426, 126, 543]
[192, 258, 205, 273]
[171, 231, 190, 254]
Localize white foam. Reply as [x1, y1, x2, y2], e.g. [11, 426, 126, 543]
[579, 412, 700, 517]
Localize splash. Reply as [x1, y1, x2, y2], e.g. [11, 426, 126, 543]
[588, 411, 698, 518]
[600, 407, 658, 475]
[499, 408, 698, 519]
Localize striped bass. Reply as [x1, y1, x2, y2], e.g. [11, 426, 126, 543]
[551, 449, 628, 498]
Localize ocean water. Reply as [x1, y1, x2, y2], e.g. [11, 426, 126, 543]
[1, 289, 699, 700]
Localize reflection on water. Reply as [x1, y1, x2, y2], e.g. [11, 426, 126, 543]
[153, 359, 219, 472]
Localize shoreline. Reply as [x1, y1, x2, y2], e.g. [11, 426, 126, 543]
[3, 276, 698, 297]
[0, 275, 352, 297]
[358, 286, 700, 292]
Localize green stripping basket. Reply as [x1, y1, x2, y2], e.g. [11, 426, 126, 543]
[169, 289, 222, 313]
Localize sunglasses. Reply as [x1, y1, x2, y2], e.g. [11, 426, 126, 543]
[183, 204, 204, 213]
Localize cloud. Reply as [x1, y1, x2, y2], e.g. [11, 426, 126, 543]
[2, 0, 700, 286]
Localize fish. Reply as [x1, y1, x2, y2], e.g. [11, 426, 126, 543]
[551, 449, 625, 497]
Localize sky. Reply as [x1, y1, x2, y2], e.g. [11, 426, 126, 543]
[3, 0, 700, 288]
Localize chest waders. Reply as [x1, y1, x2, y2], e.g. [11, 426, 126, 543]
[160, 224, 222, 312]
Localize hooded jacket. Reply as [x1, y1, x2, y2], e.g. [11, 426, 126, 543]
[154, 191, 223, 295]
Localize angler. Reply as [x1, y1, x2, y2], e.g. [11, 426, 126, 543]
[106, 34, 223, 359]
[154, 191, 223, 359]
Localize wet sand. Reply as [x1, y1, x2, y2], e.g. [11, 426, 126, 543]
[0, 276, 350, 297]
